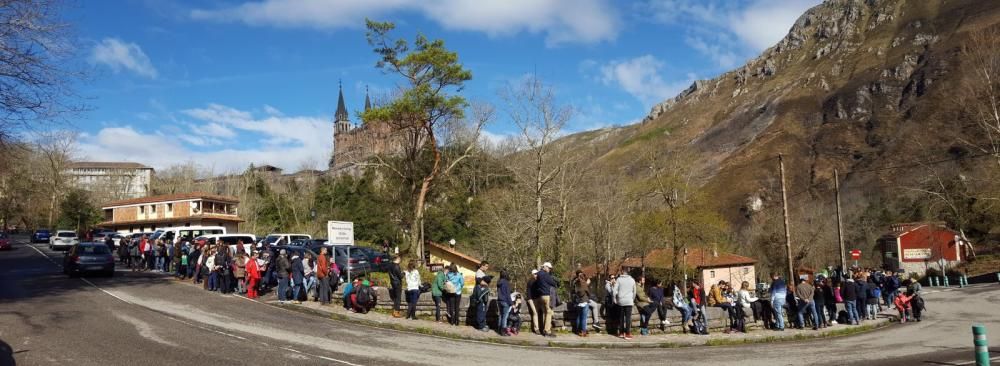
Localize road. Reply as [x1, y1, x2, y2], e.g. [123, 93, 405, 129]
[1, 237, 998, 366]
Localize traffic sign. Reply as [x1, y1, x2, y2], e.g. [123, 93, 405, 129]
[850, 249, 861, 260]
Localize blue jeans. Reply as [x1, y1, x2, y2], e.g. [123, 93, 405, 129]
[156, 256, 164, 271]
[208, 272, 218, 291]
[575, 304, 589, 333]
[797, 300, 818, 329]
[500, 304, 512, 332]
[845, 301, 859, 324]
[676, 303, 691, 324]
[291, 277, 303, 301]
[277, 277, 289, 301]
[771, 294, 787, 330]
[304, 275, 316, 298]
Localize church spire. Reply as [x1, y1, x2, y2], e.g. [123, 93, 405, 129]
[364, 85, 371, 112]
[335, 79, 349, 122]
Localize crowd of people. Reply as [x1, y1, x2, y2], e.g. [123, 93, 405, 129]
[107, 234, 927, 340]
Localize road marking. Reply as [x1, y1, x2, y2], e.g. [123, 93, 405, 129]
[80, 278, 133, 305]
[282, 346, 362, 366]
[953, 355, 1000, 365]
[26, 244, 61, 267]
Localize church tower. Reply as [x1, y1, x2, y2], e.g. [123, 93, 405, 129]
[334, 81, 350, 134]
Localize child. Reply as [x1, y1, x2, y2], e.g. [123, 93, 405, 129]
[179, 251, 189, 280]
[894, 292, 913, 323]
[508, 293, 523, 335]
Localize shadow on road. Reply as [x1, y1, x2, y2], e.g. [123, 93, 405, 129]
[0, 338, 15, 366]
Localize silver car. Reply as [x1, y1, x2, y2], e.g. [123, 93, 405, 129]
[49, 230, 79, 251]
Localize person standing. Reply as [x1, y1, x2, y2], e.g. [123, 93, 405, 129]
[445, 264, 464, 326]
[475, 261, 489, 282]
[526, 269, 539, 334]
[471, 275, 492, 331]
[290, 252, 305, 304]
[404, 261, 421, 320]
[648, 279, 668, 331]
[635, 276, 652, 336]
[842, 276, 859, 325]
[813, 279, 828, 328]
[572, 271, 591, 337]
[497, 270, 513, 336]
[388, 257, 404, 318]
[612, 269, 637, 340]
[795, 278, 818, 330]
[431, 266, 447, 323]
[276, 249, 291, 303]
[316, 247, 331, 305]
[235, 252, 247, 294]
[246, 252, 261, 299]
[533, 262, 558, 338]
[769, 273, 788, 331]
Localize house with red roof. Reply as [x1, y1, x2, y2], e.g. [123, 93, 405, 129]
[877, 222, 969, 275]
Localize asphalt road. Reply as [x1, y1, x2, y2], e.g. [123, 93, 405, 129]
[1, 238, 998, 366]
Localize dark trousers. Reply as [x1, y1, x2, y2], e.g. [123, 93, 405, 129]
[390, 284, 402, 312]
[475, 302, 487, 329]
[857, 298, 867, 319]
[318, 276, 331, 304]
[406, 289, 420, 319]
[815, 300, 827, 325]
[433, 295, 443, 321]
[734, 305, 747, 332]
[445, 293, 461, 325]
[619, 305, 633, 335]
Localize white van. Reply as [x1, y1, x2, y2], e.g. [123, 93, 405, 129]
[194, 234, 256, 255]
[261, 233, 311, 247]
[150, 226, 226, 244]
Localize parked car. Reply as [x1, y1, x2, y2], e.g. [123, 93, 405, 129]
[289, 238, 329, 251]
[93, 232, 124, 248]
[32, 229, 51, 243]
[194, 234, 257, 254]
[150, 226, 226, 244]
[0, 232, 10, 250]
[327, 244, 383, 281]
[262, 233, 312, 247]
[49, 230, 79, 251]
[62, 243, 115, 277]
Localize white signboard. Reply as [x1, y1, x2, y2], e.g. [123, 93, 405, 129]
[902, 248, 932, 260]
[327, 221, 354, 246]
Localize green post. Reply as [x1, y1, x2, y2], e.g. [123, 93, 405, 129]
[964, 275, 969, 287]
[931, 277, 937, 287]
[973, 324, 990, 366]
[944, 276, 950, 287]
[960, 275, 966, 288]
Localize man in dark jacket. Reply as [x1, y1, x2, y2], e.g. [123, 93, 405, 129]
[526, 270, 539, 334]
[841, 277, 859, 325]
[533, 262, 559, 337]
[290, 253, 304, 303]
[855, 279, 868, 321]
[276, 250, 291, 303]
[387, 257, 404, 318]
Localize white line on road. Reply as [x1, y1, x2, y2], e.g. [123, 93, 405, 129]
[26, 243, 61, 267]
[953, 355, 1000, 365]
[116, 313, 179, 347]
[80, 278, 133, 305]
[282, 346, 363, 366]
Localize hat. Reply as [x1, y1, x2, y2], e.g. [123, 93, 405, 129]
[542, 262, 552, 269]
[531, 269, 539, 275]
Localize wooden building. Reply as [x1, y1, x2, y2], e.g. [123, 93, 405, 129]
[99, 192, 243, 233]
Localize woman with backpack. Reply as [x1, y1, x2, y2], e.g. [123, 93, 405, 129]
[404, 261, 421, 320]
[444, 265, 464, 326]
[497, 270, 513, 336]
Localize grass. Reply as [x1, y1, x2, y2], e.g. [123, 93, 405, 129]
[621, 126, 669, 147]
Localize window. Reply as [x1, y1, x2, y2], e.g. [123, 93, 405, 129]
[139, 206, 145, 214]
[151, 205, 156, 213]
[167, 203, 173, 212]
[709, 270, 716, 278]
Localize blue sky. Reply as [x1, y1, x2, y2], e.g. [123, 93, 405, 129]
[73, 0, 820, 172]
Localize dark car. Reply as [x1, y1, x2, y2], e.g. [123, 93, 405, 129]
[0, 232, 10, 250]
[289, 238, 330, 252]
[32, 229, 51, 243]
[63, 243, 115, 277]
[326, 245, 386, 281]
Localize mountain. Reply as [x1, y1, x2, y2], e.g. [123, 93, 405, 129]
[562, 0, 1000, 227]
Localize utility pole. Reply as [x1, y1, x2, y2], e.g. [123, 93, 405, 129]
[835, 169, 847, 272]
[778, 155, 794, 282]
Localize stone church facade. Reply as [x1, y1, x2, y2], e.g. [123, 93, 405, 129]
[328, 84, 406, 176]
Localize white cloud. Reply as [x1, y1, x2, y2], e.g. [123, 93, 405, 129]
[77, 104, 333, 172]
[190, 0, 619, 46]
[90, 38, 159, 79]
[645, 0, 820, 65]
[598, 55, 694, 106]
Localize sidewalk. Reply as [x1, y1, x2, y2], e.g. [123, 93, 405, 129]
[278, 298, 893, 348]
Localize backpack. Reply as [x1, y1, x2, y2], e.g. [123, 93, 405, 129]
[837, 310, 849, 324]
[329, 262, 341, 278]
[357, 285, 374, 305]
[444, 279, 457, 294]
[867, 286, 878, 299]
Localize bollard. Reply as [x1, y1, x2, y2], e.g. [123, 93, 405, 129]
[973, 324, 990, 366]
[960, 276, 966, 288]
[931, 277, 938, 287]
[944, 276, 950, 287]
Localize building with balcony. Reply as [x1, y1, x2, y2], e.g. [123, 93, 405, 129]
[98, 192, 243, 233]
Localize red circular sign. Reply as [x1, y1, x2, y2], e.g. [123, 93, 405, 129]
[850, 249, 861, 260]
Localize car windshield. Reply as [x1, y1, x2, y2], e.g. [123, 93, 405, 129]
[80, 245, 110, 254]
[219, 236, 254, 245]
[57, 232, 75, 238]
[290, 235, 310, 242]
[37, 230, 50, 234]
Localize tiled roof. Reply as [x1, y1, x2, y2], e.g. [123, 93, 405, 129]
[69, 161, 152, 170]
[426, 241, 482, 265]
[881, 222, 956, 238]
[103, 192, 239, 207]
[98, 213, 245, 227]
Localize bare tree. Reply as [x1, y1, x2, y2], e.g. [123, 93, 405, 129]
[0, 0, 84, 146]
[34, 130, 75, 228]
[957, 26, 1000, 167]
[499, 75, 572, 266]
